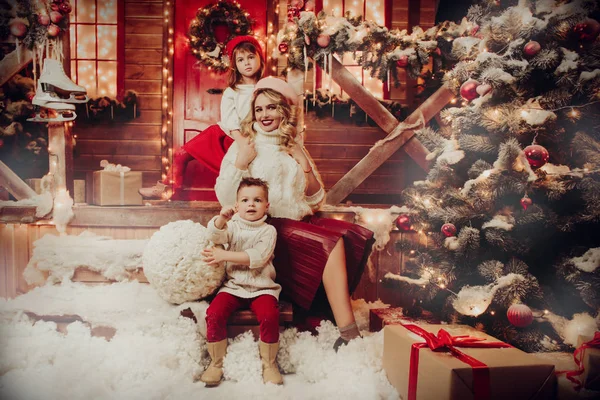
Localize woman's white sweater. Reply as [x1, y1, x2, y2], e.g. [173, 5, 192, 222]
[207, 214, 281, 299]
[215, 124, 325, 220]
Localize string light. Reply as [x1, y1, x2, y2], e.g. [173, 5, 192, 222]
[160, 1, 174, 200]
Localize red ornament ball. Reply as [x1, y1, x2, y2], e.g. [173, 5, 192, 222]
[38, 14, 51, 26]
[50, 10, 63, 24]
[507, 304, 533, 328]
[574, 18, 600, 42]
[520, 196, 533, 211]
[441, 223, 457, 237]
[305, 0, 315, 11]
[524, 144, 549, 169]
[460, 80, 479, 102]
[9, 21, 27, 38]
[396, 55, 409, 68]
[523, 41, 541, 58]
[395, 214, 411, 231]
[47, 24, 61, 37]
[317, 34, 331, 48]
[278, 42, 289, 54]
[58, 2, 72, 14]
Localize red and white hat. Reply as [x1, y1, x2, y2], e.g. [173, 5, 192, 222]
[254, 77, 299, 105]
[225, 35, 264, 63]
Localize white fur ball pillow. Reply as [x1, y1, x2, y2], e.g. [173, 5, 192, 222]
[143, 220, 225, 304]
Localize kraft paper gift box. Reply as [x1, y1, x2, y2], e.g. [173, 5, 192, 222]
[92, 171, 142, 206]
[383, 323, 556, 400]
[576, 333, 600, 391]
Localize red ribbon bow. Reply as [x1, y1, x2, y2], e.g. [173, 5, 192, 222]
[556, 331, 600, 391]
[403, 324, 512, 400]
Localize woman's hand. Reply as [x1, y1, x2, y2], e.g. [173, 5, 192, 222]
[235, 140, 257, 170]
[201, 246, 227, 266]
[288, 142, 311, 172]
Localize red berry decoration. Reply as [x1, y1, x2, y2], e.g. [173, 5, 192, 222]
[460, 79, 479, 102]
[278, 42, 288, 54]
[9, 21, 27, 38]
[395, 214, 411, 231]
[38, 14, 50, 26]
[50, 10, 63, 24]
[47, 24, 61, 37]
[317, 34, 331, 48]
[396, 55, 409, 68]
[520, 196, 533, 211]
[574, 18, 600, 42]
[523, 41, 541, 58]
[507, 304, 533, 328]
[524, 144, 550, 169]
[59, 2, 72, 14]
[441, 223, 457, 237]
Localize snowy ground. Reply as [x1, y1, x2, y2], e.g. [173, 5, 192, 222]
[0, 281, 399, 400]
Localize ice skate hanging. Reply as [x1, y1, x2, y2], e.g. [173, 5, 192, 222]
[188, 1, 255, 73]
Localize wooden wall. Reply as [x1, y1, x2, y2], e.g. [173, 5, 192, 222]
[73, 0, 165, 189]
[0, 220, 415, 306]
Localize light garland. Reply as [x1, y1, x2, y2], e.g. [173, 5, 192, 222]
[161, 1, 175, 200]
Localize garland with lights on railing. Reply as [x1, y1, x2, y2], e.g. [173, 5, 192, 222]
[187, 0, 254, 73]
[276, 4, 479, 87]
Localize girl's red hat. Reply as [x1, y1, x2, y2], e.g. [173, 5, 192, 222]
[226, 35, 264, 62]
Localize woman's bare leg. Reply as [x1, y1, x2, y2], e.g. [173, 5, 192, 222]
[322, 239, 355, 328]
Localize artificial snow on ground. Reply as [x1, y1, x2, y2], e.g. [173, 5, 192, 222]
[0, 281, 398, 400]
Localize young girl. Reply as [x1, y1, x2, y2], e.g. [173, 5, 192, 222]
[139, 35, 264, 198]
[200, 177, 282, 386]
[215, 77, 375, 351]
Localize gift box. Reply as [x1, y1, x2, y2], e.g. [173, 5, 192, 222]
[27, 178, 86, 203]
[576, 333, 600, 391]
[383, 323, 556, 400]
[369, 307, 440, 332]
[92, 171, 142, 206]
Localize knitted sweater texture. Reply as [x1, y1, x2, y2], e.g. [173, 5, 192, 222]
[218, 85, 255, 135]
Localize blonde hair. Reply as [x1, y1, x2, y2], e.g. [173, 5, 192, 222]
[240, 88, 298, 149]
[227, 42, 264, 89]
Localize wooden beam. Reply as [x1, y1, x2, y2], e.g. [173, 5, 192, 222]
[0, 206, 37, 224]
[0, 160, 37, 200]
[0, 48, 33, 87]
[48, 123, 74, 195]
[326, 85, 455, 205]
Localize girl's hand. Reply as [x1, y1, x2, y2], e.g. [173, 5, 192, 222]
[219, 206, 235, 221]
[235, 140, 257, 170]
[201, 246, 227, 265]
[288, 142, 311, 172]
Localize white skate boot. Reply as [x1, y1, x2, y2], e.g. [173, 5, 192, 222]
[38, 58, 89, 103]
[28, 100, 77, 122]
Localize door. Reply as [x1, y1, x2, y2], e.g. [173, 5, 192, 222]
[172, 0, 272, 200]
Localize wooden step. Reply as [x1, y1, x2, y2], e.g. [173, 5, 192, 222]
[0, 47, 33, 87]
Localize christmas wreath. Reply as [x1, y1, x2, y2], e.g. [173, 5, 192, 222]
[188, 0, 254, 73]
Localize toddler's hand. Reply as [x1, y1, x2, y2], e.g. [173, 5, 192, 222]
[202, 246, 226, 265]
[219, 207, 235, 221]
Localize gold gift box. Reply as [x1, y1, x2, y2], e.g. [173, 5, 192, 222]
[92, 171, 142, 206]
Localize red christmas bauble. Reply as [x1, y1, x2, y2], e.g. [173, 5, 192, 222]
[396, 55, 409, 68]
[523, 41, 541, 58]
[507, 304, 533, 328]
[441, 223, 457, 237]
[47, 24, 61, 37]
[38, 14, 51, 26]
[278, 42, 289, 54]
[395, 214, 411, 231]
[574, 18, 600, 42]
[520, 196, 532, 211]
[288, 7, 300, 22]
[524, 144, 549, 169]
[10, 21, 27, 38]
[317, 34, 331, 48]
[50, 10, 63, 24]
[460, 80, 479, 102]
[59, 2, 72, 14]
[305, 0, 315, 11]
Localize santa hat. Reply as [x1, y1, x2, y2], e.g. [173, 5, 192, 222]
[225, 35, 264, 63]
[254, 77, 299, 105]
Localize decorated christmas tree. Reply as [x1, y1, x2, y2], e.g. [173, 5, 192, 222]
[386, 0, 600, 352]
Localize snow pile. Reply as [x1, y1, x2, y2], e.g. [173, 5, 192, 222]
[571, 247, 600, 273]
[23, 231, 148, 285]
[142, 220, 225, 304]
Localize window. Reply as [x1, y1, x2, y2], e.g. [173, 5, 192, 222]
[321, 0, 386, 99]
[69, 0, 120, 98]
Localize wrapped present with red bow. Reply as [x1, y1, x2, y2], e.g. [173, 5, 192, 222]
[369, 307, 441, 332]
[383, 323, 556, 400]
[558, 332, 600, 392]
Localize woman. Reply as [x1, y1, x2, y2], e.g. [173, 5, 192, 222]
[215, 77, 375, 350]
